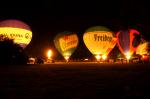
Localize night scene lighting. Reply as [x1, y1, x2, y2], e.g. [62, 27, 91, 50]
[1, 0, 150, 98]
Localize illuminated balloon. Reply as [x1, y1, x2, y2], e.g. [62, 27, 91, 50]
[136, 39, 149, 55]
[83, 26, 117, 60]
[116, 29, 141, 58]
[54, 31, 79, 61]
[0, 19, 32, 48]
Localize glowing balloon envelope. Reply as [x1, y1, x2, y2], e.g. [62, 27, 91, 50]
[136, 39, 149, 55]
[83, 26, 117, 60]
[54, 31, 79, 61]
[116, 29, 141, 58]
[0, 19, 32, 48]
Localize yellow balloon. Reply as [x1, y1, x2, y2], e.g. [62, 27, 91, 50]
[136, 41, 149, 55]
[83, 26, 117, 59]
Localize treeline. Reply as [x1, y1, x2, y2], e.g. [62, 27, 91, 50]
[0, 35, 28, 65]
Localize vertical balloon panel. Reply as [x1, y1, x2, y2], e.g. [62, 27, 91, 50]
[54, 31, 79, 61]
[117, 30, 130, 53]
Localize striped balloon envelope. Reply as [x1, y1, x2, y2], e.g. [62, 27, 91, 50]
[116, 29, 141, 58]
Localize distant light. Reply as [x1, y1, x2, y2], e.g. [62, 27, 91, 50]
[84, 58, 88, 61]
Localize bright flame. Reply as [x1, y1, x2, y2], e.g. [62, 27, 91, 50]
[125, 52, 131, 60]
[64, 56, 69, 61]
[102, 55, 107, 60]
[95, 55, 101, 61]
[47, 50, 52, 59]
[142, 55, 145, 58]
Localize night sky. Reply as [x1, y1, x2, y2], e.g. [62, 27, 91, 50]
[0, 0, 150, 59]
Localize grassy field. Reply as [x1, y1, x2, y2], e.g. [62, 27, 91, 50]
[0, 63, 150, 99]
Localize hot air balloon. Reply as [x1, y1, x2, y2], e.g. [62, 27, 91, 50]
[54, 31, 79, 62]
[116, 29, 141, 60]
[0, 19, 32, 48]
[136, 38, 149, 55]
[83, 26, 117, 61]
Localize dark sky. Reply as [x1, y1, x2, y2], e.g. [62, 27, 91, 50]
[0, 0, 150, 59]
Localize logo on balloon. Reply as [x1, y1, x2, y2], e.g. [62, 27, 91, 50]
[59, 34, 78, 51]
[54, 31, 79, 61]
[25, 33, 30, 39]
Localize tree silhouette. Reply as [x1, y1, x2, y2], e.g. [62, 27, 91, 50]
[0, 35, 28, 65]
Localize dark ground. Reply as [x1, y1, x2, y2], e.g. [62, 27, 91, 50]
[0, 63, 150, 99]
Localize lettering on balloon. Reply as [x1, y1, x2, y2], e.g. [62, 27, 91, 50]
[0, 27, 32, 48]
[59, 34, 78, 51]
[10, 33, 23, 38]
[94, 34, 112, 42]
[0, 33, 30, 39]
